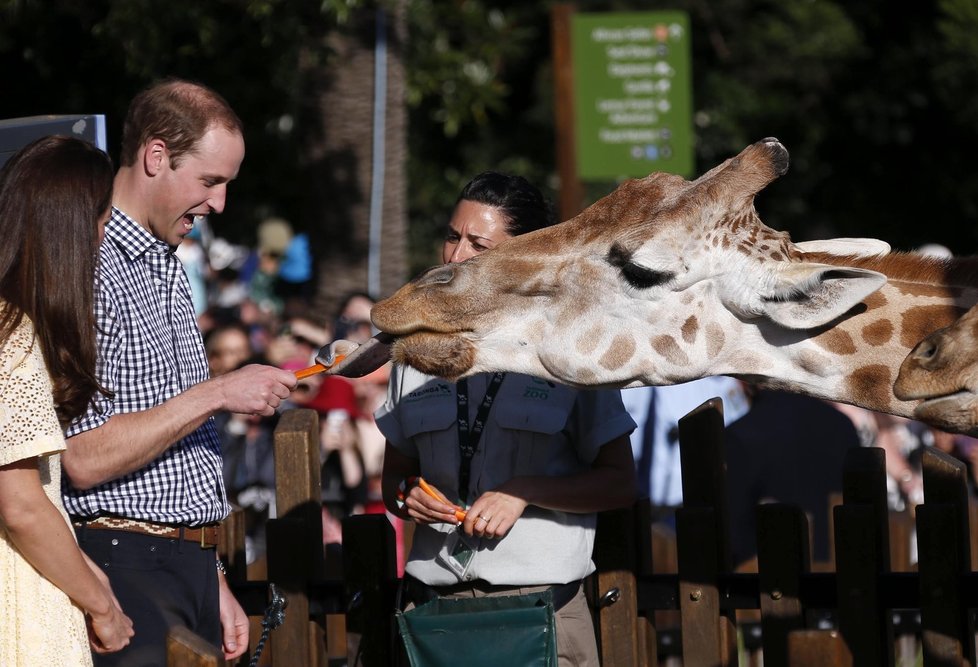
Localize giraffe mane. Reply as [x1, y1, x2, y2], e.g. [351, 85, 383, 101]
[805, 251, 978, 288]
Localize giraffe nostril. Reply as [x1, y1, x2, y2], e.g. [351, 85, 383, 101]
[413, 264, 455, 287]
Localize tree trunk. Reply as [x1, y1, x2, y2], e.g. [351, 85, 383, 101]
[300, 1, 408, 322]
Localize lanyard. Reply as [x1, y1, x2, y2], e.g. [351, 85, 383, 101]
[455, 372, 505, 503]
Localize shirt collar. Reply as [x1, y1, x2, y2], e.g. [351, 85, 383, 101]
[105, 207, 171, 260]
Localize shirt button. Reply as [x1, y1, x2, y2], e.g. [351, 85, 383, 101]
[464, 574, 473, 581]
[111, 538, 119, 546]
[150, 545, 157, 552]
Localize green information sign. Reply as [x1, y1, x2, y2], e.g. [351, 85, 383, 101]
[571, 11, 693, 180]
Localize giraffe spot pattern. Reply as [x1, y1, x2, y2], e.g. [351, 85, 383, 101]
[706, 323, 725, 357]
[900, 305, 966, 349]
[681, 315, 699, 344]
[599, 334, 637, 371]
[576, 326, 602, 355]
[863, 291, 888, 311]
[895, 282, 953, 299]
[814, 328, 857, 355]
[861, 319, 894, 346]
[726, 351, 773, 373]
[847, 364, 892, 409]
[575, 367, 597, 384]
[651, 334, 690, 367]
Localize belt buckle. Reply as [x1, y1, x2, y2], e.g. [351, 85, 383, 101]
[200, 525, 217, 549]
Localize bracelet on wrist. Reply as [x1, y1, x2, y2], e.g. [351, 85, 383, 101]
[216, 559, 228, 576]
[395, 476, 420, 511]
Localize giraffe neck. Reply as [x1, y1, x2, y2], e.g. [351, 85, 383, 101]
[728, 253, 978, 416]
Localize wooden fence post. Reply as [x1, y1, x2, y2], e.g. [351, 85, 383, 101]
[268, 408, 326, 667]
[756, 503, 810, 667]
[676, 398, 737, 666]
[592, 504, 643, 666]
[833, 446, 893, 665]
[218, 505, 247, 584]
[167, 626, 227, 667]
[343, 514, 397, 666]
[634, 498, 659, 666]
[787, 630, 852, 667]
[917, 447, 976, 665]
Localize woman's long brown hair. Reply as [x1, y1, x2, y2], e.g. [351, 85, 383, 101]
[0, 135, 114, 427]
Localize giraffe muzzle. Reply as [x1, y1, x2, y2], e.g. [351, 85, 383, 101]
[315, 332, 394, 378]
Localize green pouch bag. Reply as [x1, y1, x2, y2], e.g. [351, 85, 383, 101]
[396, 590, 558, 667]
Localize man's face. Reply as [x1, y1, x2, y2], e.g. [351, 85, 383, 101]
[148, 126, 245, 246]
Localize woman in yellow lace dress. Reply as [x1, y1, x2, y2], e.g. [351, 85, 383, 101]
[0, 136, 133, 665]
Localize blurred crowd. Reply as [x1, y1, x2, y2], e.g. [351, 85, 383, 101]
[177, 216, 391, 568]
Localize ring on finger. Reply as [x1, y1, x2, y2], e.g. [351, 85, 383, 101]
[477, 515, 490, 522]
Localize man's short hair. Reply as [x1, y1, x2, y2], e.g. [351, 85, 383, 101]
[119, 78, 243, 168]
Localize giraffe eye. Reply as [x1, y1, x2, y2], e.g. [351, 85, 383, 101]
[606, 243, 674, 289]
[620, 263, 674, 289]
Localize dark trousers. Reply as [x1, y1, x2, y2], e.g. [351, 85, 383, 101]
[75, 527, 221, 667]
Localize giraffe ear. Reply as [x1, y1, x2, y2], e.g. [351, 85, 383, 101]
[761, 263, 887, 329]
[795, 238, 891, 258]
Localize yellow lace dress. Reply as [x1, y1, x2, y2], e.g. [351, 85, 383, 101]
[0, 318, 93, 666]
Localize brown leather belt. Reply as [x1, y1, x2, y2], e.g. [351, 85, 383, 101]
[74, 516, 220, 549]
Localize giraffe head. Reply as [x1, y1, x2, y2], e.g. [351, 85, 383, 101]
[372, 138, 887, 387]
[894, 305, 978, 434]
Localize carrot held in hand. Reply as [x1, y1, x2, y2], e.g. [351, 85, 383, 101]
[294, 355, 346, 380]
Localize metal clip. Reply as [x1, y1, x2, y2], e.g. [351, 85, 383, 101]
[597, 587, 621, 608]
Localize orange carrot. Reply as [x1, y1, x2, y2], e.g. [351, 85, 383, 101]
[293, 354, 347, 380]
[418, 477, 467, 522]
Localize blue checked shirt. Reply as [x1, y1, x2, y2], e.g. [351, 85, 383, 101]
[64, 208, 230, 525]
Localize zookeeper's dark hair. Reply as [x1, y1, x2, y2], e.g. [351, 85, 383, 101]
[456, 171, 556, 237]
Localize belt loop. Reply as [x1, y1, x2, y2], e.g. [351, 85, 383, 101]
[200, 527, 206, 549]
[177, 526, 185, 553]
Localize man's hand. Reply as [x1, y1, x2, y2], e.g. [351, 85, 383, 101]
[218, 570, 250, 660]
[217, 364, 297, 417]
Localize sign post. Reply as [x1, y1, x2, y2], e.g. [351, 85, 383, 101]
[571, 11, 693, 181]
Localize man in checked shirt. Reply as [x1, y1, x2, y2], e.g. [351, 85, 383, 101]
[62, 79, 297, 666]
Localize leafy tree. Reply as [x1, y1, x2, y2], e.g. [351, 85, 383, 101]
[3, 0, 978, 305]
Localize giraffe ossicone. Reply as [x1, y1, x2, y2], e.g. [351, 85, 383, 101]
[369, 138, 978, 428]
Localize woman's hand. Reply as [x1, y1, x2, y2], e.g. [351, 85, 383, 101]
[81, 552, 133, 653]
[462, 483, 528, 539]
[87, 602, 135, 654]
[80, 553, 133, 653]
[403, 479, 464, 525]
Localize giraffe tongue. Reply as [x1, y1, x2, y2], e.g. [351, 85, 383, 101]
[315, 332, 394, 378]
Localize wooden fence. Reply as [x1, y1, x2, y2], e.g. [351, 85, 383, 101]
[168, 402, 978, 666]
